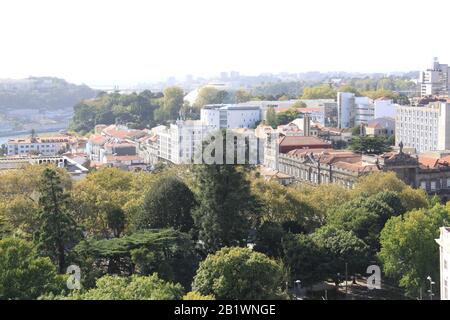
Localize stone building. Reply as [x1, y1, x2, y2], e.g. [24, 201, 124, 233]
[277, 148, 379, 188]
[275, 142, 450, 201]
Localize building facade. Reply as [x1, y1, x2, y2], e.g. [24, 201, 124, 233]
[365, 118, 395, 137]
[271, 143, 450, 200]
[338, 92, 375, 128]
[152, 120, 215, 164]
[419, 57, 450, 97]
[7, 136, 71, 156]
[354, 96, 375, 126]
[337, 92, 354, 129]
[201, 104, 261, 129]
[395, 102, 450, 153]
[374, 98, 397, 119]
[0, 155, 88, 179]
[277, 149, 378, 188]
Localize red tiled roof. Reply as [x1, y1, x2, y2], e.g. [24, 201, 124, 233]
[103, 125, 145, 140]
[88, 134, 107, 145]
[418, 154, 450, 168]
[279, 136, 331, 147]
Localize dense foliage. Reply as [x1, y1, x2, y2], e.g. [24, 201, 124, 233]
[70, 90, 162, 134]
[192, 247, 287, 300]
[0, 163, 442, 300]
[0, 238, 64, 299]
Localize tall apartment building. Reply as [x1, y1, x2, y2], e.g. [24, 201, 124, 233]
[419, 57, 450, 97]
[395, 102, 450, 153]
[201, 104, 261, 129]
[153, 120, 215, 164]
[337, 92, 374, 128]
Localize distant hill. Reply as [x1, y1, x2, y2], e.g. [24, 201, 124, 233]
[0, 77, 97, 110]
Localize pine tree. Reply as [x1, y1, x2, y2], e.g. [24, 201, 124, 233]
[192, 164, 256, 253]
[34, 168, 81, 273]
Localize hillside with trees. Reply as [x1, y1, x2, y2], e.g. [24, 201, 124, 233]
[0, 77, 96, 111]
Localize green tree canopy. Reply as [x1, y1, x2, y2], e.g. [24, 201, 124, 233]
[281, 233, 327, 287]
[276, 107, 300, 126]
[64, 274, 184, 300]
[194, 87, 229, 108]
[133, 176, 195, 233]
[234, 89, 252, 103]
[0, 238, 62, 299]
[301, 85, 336, 99]
[266, 106, 278, 128]
[311, 225, 370, 284]
[349, 136, 392, 155]
[337, 85, 361, 96]
[326, 191, 405, 253]
[192, 165, 256, 253]
[379, 204, 450, 298]
[75, 229, 198, 288]
[160, 86, 184, 121]
[192, 247, 287, 299]
[34, 168, 82, 273]
[70, 90, 161, 134]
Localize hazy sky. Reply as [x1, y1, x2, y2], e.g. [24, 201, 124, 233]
[0, 0, 448, 85]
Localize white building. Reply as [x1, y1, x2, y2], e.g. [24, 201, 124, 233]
[374, 98, 397, 119]
[354, 96, 374, 126]
[338, 92, 375, 128]
[152, 120, 215, 164]
[201, 104, 261, 129]
[436, 227, 450, 300]
[0, 155, 89, 179]
[419, 58, 450, 97]
[395, 102, 450, 153]
[7, 136, 71, 156]
[248, 99, 337, 127]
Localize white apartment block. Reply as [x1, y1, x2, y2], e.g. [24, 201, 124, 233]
[395, 102, 450, 153]
[420, 58, 450, 97]
[436, 227, 450, 300]
[337, 92, 374, 128]
[7, 136, 70, 156]
[374, 98, 397, 119]
[201, 104, 261, 129]
[152, 120, 215, 164]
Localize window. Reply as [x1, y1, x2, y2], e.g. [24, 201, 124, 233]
[420, 181, 427, 190]
[431, 181, 437, 191]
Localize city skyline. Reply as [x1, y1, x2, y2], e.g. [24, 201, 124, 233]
[0, 0, 448, 86]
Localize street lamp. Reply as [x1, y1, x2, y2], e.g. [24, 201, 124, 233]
[427, 276, 435, 300]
